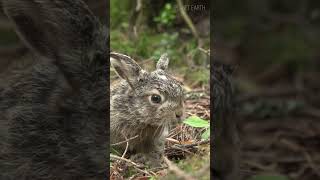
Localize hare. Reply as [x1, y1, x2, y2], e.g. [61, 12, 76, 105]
[0, 0, 108, 180]
[110, 52, 185, 167]
[211, 61, 240, 180]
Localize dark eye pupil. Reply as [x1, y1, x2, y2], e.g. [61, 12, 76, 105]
[151, 95, 161, 103]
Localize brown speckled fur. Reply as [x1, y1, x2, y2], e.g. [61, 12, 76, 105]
[110, 53, 184, 166]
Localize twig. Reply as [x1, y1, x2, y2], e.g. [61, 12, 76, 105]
[199, 48, 210, 56]
[180, 139, 210, 148]
[112, 150, 153, 178]
[163, 156, 197, 180]
[135, 0, 142, 11]
[303, 151, 320, 177]
[290, 165, 308, 179]
[111, 135, 139, 146]
[121, 136, 130, 158]
[176, 0, 200, 45]
[244, 160, 276, 171]
[110, 154, 144, 168]
[166, 137, 180, 144]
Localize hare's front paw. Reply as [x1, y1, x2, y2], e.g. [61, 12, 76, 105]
[130, 152, 163, 168]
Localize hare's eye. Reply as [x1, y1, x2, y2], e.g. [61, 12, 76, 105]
[150, 94, 162, 104]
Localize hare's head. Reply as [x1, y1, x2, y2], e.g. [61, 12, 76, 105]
[110, 52, 185, 128]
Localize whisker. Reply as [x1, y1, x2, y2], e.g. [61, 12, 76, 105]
[153, 124, 161, 137]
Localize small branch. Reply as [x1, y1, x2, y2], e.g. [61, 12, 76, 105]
[111, 154, 154, 177]
[166, 137, 180, 144]
[110, 154, 144, 168]
[135, 0, 142, 11]
[121, 136, 130, 158]
[180, 139, 210, 148]
[198, 47, 210, 56]
[176, 0, 200, 45]
[111, 135, 139, 146]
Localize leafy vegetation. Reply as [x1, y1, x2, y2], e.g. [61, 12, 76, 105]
[110, 0, 210, 179]
[153, 3, 177, 27]
[183, 115, 210, 140]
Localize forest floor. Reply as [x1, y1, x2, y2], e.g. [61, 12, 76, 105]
[234, 66, 320, 180]
[110, 88, 210, 180]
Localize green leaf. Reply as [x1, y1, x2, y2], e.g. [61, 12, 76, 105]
[165, 3, 172, 10]
[248, 175, 290, 180]
[201, 129, 210, 140]
[183, 116, 209, 128]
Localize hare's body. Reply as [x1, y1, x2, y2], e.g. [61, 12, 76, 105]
[0, 0, 108, 179]
[110, 53, 184, 165]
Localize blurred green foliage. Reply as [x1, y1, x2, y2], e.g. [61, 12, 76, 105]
[153, 3, 176, 27]
[110, 0, 131, 29]
[110, 0, 210, 87]
[111, 30, 184, 63]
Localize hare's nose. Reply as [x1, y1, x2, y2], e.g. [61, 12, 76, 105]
[175, 111, 183, 120]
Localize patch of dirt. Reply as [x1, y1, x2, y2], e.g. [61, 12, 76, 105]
[235, 71, 320, 180]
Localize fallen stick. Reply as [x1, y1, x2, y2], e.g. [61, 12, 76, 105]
[111, 135, 139, 146]
[110, 154, 144, 168]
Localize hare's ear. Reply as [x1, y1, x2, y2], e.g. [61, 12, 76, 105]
[2, 0, 98, 60]
[156, 53, 169, 71]
[110, 52, 143, 84]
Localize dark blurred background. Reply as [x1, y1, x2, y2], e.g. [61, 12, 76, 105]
[214, 1, 320, 180]
[3, 0, 319, 179]
[0, 0, 107, 74]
